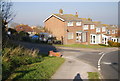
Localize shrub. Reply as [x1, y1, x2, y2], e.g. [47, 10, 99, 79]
[108, 40, 120, 47]
[108, 40, 114, 46]
[2, 61, 12, 80]
[98, 44, 107, 46]
[2, 46, 43, 80]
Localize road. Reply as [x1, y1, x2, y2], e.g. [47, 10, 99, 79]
[15, 41, 119, 79]
[57, 47, 119, 80]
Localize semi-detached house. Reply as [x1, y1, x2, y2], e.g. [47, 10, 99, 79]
[44, 9, 119, 45]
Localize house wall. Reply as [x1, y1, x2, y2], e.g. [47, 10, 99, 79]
[44, 16, 66, 44]
[66, 22, 82, 44]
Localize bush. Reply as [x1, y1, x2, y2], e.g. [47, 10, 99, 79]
[108, 40, 120, 47]
[2, 46, 44, 80]
[98, 44, 107, 46]
[2, 61, 12, 80]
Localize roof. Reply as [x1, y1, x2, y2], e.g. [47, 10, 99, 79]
[43, 14, 82, 22]
[93, 21, 103, 28]
[105, 25, 117, 30]
[15, 24, 33, 32]
[80, 18, 94, 24]
[54, 14, 82, 22]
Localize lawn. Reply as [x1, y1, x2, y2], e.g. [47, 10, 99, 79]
[88, 72, 101, 81]
[8, 57, 65, 80]
[54, 44, 107, 49]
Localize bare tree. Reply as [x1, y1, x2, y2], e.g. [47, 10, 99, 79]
[0, 0, 15, 29]
[0, 0, 16, 48]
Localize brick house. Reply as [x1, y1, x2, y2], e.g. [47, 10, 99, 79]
[44, 9, 119, 45]
[15, 24, 33, 35]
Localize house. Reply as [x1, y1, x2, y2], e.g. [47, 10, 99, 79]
[44, 9, 119, 45]
[31, 26, 45, 35]
[15, 24, 33, 35]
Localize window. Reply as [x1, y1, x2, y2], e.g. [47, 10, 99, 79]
[93, 36, 95, 43]
[96, 28, 100, 32]
[83, 25, 89, 30]
[112, 30, 115, 34]
[106, 30, 110, 34]
[76, 22, 81, 26]
[90, 25, 95, 29]
[67, 22, 73, 26]
[102, 27, 106, 32]
[82, 32, 87, 42]
[68, 32, 73, 39]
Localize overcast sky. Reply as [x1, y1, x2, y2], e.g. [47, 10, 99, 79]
[11, 2, 118, 26]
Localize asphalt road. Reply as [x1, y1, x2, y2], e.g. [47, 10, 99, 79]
[100, 51, 119, 79]
[58, 48, 119, 80]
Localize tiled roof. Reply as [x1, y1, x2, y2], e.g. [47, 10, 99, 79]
[15, 24, 33, 32]
[54, 14, 82, 22]
[106, 25, 117, 30]
[54, 14, 94, 24]
[79, 18, 94, 24]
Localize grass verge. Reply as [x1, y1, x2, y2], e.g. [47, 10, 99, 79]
[54, 44, 107, 48]
[8, 57, 65, 80]
[88, 72, 101, 81]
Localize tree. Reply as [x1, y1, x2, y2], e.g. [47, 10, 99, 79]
[1, 0, 15, 28]
[0, 0, 16, 47]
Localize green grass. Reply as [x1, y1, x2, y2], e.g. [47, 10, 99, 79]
[8, 57, 65, 80]
[88, 72, 101, 81]
[54, 44, 107, 48]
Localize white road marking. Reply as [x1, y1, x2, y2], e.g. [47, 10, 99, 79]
[102, 62, 112, 65]
[98, 52, 105, 71]
[99, 52, 104, 55]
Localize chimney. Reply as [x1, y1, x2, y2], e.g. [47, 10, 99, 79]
[59, 9, 63, 15]
[75, 12, 78, 17]
[88, 18, 92, 21]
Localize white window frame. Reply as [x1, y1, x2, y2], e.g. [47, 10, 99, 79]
[83, 25, 89, 30]
[68, 32, 74, 39]
[67, 22, 73, 26]
[90, 25, 95, 29]
[112, 30, 115, 34]
[102, 27, 106, 32]
[96, 28, 101, 33]
[76, 22, 82, 26]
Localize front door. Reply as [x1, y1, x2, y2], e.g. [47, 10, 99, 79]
[76, 32, 82, 42]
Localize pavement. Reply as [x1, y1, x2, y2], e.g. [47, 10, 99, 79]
[51, 55, 98, 80]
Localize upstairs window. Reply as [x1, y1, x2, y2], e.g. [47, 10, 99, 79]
[102, 27, 106, 32]
[76, 22, 82, 26]
[96, 28, 101, 32]
[112, 30, 115, 34]
[67, 22, 73, 26]
[106, 30, 110, 34]
[90, 25, 95, 29]
[83, 25, 89, 30]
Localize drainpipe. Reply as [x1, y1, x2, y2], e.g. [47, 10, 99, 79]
[64, 22, 68, 45]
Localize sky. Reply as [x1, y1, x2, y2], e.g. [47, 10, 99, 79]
[11, 2, 118, 26]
